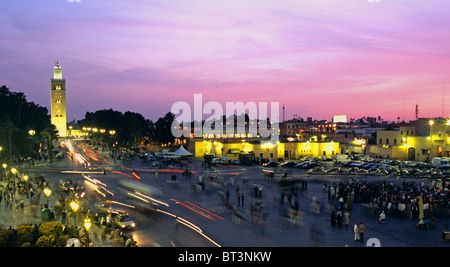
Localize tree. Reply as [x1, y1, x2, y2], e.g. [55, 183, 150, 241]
[0, 85, 52, 163]
[0, 119, 18, 162]
[154, 112, 175, 145]
[40, 125, 59, 164]
[77, 108, 152, 148]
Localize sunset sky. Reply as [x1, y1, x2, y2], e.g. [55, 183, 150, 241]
[1, 0, 450, 122]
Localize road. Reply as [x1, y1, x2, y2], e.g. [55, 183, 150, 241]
[19, 140, 450, 247]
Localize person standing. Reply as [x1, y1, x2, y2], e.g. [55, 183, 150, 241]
[344, 210, 350, 227]
[336, 210, 343, 227]
[353, 222, 359, 241]
[61, 208, 67, 224]
[339, 196, 344, 210]
[359, 222, 366, 242]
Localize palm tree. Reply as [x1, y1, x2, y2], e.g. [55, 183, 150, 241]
[0, 119, 18, 163]
[40, 125, 59, 164]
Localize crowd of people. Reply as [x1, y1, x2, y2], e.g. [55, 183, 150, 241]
[0, 169, 137, 247]
[326, 178, 450, 220]
[0, 172, 48, 215]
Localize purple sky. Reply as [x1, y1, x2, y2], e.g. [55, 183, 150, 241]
[1, 0, 450, 122]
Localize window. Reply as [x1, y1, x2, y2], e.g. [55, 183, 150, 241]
[259, 152, 264, 158]
[386, 138, 389, 145]
[394, 139, 397, 145]
[270, 152, 274, 158]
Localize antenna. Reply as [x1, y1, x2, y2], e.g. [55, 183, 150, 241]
[442, 83, 445, 117]
[415, 102, 419, 120]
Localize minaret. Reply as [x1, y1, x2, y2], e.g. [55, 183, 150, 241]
[50, 60, 67, 137]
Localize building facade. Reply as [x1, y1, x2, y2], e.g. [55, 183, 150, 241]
[372, 118, 450, 162]
[193, 138, 340, 161]
[50, 61, 67, 137]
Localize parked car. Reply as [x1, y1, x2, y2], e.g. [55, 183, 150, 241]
[281, 161, 297, 168]
[231, 160, 241, 165]
[263, 160, 279, 167]
[297, 161, 321, 169]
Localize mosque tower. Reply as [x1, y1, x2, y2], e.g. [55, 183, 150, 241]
[50, 60, 67, 137]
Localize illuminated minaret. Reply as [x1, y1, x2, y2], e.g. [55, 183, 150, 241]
[50, 60, 67, 137]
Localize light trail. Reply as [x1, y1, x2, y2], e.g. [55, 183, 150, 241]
[184, 201, 225, 220]
[177, 202, 215, 220]
[112, 170, 133, 179]
[155, 208, 221, 247]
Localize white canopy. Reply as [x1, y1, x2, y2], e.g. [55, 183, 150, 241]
[171, 145, 193, 156]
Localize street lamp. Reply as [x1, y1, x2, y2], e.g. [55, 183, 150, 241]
[429, 120, 435, 157]
[84, 216, 91, 246]
[100, 129, 106, 151]
[11, 167, 17, 180]
[1, 163, 5, 180]
[44, 188, 52, 205]
[70, 201, 79, 226]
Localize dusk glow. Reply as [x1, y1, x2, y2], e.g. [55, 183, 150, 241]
[1, 0, 450, 121]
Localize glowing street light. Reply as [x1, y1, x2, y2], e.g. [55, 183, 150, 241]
[44, 188, 52, 197]
[70, 201, 79, 212]
[70, 201, 80, 226]
[84, 216, 92, 247]
[84, 217, 91, 231]
[44, 188, 52, 205]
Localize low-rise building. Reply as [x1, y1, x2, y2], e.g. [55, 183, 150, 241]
[370, 118, 450, 162]
[192, 138, 339, 161]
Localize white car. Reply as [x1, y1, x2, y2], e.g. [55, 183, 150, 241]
[116, 214, 136, 230]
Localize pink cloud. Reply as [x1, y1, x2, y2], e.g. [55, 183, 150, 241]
[1, 0, 450, 122]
